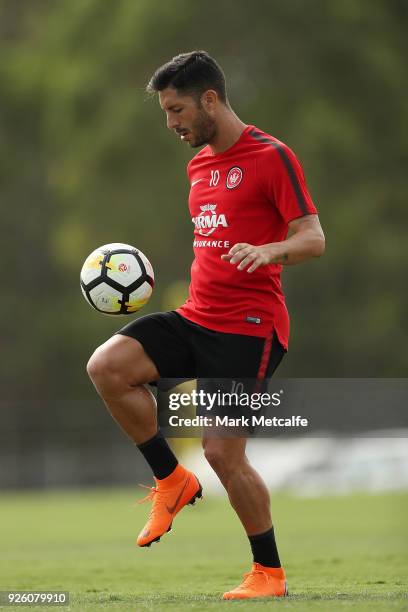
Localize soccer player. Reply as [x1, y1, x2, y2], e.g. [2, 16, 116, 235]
[86, 51, 325, 599]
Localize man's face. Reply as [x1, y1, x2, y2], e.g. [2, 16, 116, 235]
[158, 87, 217, 148]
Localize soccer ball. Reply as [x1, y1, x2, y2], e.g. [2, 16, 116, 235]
[80, 243, 154, 315]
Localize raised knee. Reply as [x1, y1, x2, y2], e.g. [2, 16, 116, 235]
[87, 347, 106, 381]
[86, 346, 123, 391]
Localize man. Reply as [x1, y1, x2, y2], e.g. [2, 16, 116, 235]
[87, 50, 325, 599]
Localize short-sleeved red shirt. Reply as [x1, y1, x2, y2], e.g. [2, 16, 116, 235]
[176, 125, 317, 349]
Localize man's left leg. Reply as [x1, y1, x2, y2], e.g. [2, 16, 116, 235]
[202, 434, 287, 599]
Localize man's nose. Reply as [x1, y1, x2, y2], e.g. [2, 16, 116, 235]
[166, 114, 179, 130]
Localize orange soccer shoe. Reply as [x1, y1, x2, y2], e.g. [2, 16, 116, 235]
[223, 563, 288, 600]
[136, 464, 202, 547]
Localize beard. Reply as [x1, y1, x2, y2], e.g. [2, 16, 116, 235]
[189, 107, 217, 148]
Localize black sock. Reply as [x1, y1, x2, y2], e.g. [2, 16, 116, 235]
[137, 430, 178, 480]
[248, 527, 281, 568]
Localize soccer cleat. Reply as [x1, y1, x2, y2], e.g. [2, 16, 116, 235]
[222, 563, 288, 599]
[136, 464, 202, 547]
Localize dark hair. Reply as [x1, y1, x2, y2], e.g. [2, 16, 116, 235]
[146, 50, 227, 104]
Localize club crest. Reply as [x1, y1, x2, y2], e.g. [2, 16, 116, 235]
[226, 166, 243, 189]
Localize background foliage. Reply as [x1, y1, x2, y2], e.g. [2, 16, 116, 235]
[1, 0, 407, 402]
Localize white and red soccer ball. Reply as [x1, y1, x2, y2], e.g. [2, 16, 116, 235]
[80, 243, 154, 315]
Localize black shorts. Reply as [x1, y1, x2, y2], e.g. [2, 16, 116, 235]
[118, 312, 285, 431]
[117, 311, 285, 384]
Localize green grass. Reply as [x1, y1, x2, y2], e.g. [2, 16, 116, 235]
[0, 488, 407, 611]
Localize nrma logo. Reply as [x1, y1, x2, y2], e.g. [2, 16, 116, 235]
[192, 203, 228, 237]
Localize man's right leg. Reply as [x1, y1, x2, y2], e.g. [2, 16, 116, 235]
[86, 328, 202, 546]
[87, 334, 160, 444]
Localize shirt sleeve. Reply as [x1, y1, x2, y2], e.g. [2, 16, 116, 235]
[257, 142, 317, 223]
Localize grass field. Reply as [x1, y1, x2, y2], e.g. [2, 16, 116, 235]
[0, 488, 407, 611]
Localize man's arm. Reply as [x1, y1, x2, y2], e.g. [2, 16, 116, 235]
[221, 214, 325, 273]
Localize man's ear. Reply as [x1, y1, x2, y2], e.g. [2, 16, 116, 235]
[201, 90, 218, 112]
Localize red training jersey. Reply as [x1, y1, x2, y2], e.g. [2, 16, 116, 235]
[176, 125, 317, 349]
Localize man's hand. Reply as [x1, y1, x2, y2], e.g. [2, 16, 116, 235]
[221, 243, 287, 273]
[221, 215, 325, 272]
